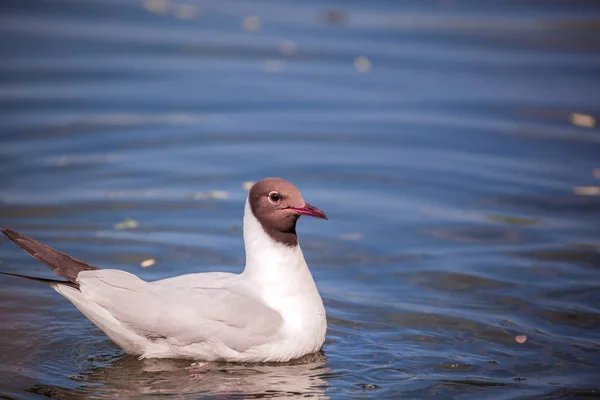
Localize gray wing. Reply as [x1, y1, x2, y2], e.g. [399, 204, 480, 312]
[154, 272, 237, 289]
[78, 270, 284, 352]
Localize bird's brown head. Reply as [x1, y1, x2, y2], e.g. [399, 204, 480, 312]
[248, 178, 327, 247]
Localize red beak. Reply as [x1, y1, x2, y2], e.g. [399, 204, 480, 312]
[288, 203, 328, 220]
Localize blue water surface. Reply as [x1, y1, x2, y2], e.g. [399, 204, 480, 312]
[1, 0, 599, 398]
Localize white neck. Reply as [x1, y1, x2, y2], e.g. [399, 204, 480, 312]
[241, 199, 313, 288]
[241, 198, 326, 350]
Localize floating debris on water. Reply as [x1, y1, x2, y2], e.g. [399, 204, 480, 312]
[574, 186, 600, 196]
[142, 0, 198, 19]
[354, 56, 371, 72]
[174, 3, 199, 20]
[279, 40, 297, 56]
[515, 335, 527, 344]
[140, 259, 156, 268]
[569, 112, 595, 128]
[243, 15, 262, 32]
[209, 190, 230, 200]
[142, 0, 170, 15]
[242, 181, 254, 191]
[113, 217, 139, 230]
[322, 9, 346, 25]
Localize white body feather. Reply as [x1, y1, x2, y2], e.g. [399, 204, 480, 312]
[53, 199, 326, 362]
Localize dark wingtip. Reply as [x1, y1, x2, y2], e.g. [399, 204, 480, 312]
[1, 228, 17, 241]
[1, 228, 29, 252]
[0, 228, 100, 284]
[0, 271, 79, 289]
[1, 228, 16, 237]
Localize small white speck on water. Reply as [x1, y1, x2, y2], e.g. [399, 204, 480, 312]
[174, 3, 199, 20]
[243, 15, 261, 32]
[515, 335, 527, 344]
[574, 186, 600, 196]
[140, 259, 155, 268]
[113, 217, 139, 230]
[279, 40, 297, 56]
[354, 56, 371, 72]
[569, 112, 595, 128]
[142, 0, 170, 15]
[209, 190, 230, 200]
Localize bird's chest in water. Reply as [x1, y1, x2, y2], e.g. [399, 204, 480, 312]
[278, 297, 327, 341]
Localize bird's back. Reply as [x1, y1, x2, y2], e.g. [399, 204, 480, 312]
[153, 271, 240, 289]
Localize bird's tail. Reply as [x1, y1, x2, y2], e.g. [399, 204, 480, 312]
[0, 271, 78, 288]
[0, 228, 101, 288]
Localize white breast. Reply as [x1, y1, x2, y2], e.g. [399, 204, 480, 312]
[241, 199, 327, 361]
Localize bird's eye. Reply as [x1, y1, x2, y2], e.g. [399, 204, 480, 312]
[268, 191, 281, 203]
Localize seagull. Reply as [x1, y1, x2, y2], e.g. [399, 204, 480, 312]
[0, 178, 329, 362]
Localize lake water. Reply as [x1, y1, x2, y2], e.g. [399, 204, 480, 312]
[1, 0, 599, 398]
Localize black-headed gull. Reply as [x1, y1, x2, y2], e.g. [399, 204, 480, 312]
[0, 178, 328, 362]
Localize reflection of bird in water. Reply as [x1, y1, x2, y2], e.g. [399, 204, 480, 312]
[50, 352, 331, 399]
